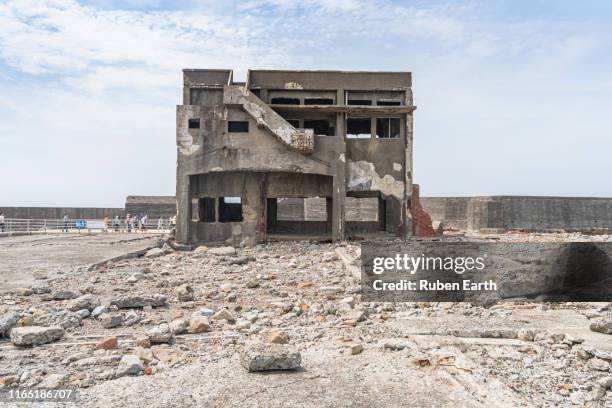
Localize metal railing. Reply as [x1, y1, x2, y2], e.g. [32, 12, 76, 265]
[0, 218, 174, 234]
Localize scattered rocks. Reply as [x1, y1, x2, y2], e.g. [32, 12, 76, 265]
[245, 278, 260, 288]
[10, 326, 64, 346]
[147, 323, 174, 344]
[39, 374, 66, 389]
[14, 287, 33, 296]
[52, 290, 79, 300]
[127, 272, 145, 283]
[212, 308, 235, 323]
[116, 355, 143, 377]
[135, 334, 151, 348]
[240, 343, 301, 372]
[68, 294, 101, 312]
[589, 358, 611, 371]
[0, 311, 20, 337]
[95, 336, 118, 350]
[100, 313, 123, 329]
[176, 284, 194, 302]
[110, 294, 167, 309]
[517, 328, 535, 342]
[91, 305, 108, 318]
[188, 316, 211, 334]
[170, 318, 189, 335]
[589, 318, 612, 334]
[144, 247, 165, 258]
[267, 330, 290, 344]
[349, 344, 364, 355]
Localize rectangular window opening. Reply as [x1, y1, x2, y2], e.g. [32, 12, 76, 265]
[376, 118, 400, 138]
[228, 121, 249, 133]
[198, 197, 215, 222]
[377, 100, 401, 106]
[188, 119, 200, 129]
[303, 119, 333, 136]
[347, 100, 372, 105]
[304, 98, 334, 105]
[346, 118, 372, 139]
[219, 197, 243, 222]
[271, 97, 300, 105]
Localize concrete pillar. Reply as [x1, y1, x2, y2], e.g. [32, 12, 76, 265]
[176, 174, 191, 243]
[403, 93, 414, 239]
[332, 109, 347, 242]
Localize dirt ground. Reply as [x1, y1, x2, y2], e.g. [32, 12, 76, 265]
[0, 232, 611, 407]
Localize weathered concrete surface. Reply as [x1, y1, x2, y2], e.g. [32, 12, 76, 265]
[0, 234, 160, 293]
[77, 344, 507, 408]
[391, 307, 612, 352]
[176, 69, 414, 245]
[422, 196, 612, 232]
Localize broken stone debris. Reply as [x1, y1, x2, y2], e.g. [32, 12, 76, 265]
[240, 343, 301, 372]
[10, 326, 64, 346]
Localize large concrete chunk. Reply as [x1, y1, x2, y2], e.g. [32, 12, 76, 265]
[590, 318, 612, 334]
[110, 294, 167, 309]
[67, 294, 101, 312]
[0, 311, 20, 337]
[10, 326, 64, 346]
[240, 343, 301, 372]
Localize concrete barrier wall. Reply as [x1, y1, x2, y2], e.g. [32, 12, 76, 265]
[0, 207, 124, 219]
[421, 196, 612, 232]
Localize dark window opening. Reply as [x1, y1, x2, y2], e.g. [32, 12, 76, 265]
[347, 100, 372, 105]
[198, 197, 215, 222]
[271, 97, 300, 105]
[377, 100, 401, 106]
[346, 118, 371, 138]
[228, 121, 249, 133]
[304, 98, 334, 105]
[287, 119, 300, 128]
[250, 88, 261, 98]
[188, 119, 200, 129]
[376, 118, 400, 138]
[219, 197, 243, 222]
[304, 119, 333, 136]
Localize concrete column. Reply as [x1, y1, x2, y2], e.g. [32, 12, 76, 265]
[176, 174, 191, 243]
[403, 95, 415, 239]
[332, 110, 346, 242]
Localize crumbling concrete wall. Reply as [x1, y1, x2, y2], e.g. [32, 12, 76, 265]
[421, 196, 612, 232]
[176, 69, 415, 245]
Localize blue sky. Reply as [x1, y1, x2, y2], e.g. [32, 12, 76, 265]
[1, 0, 611, 207]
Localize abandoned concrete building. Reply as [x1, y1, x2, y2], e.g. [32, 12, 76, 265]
[175, 69, 417, 245]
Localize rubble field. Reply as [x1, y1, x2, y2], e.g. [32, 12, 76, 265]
[0, 232, 611, 407]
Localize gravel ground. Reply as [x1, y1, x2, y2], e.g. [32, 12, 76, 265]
[0, 232, 611, 407]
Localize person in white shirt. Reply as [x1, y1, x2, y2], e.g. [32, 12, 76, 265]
[0, 213, 5, 232]
[62, 214, 69, 232]
[157, 216, 163, 230]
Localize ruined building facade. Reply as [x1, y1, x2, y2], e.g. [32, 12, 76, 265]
[175, 69, 415, 245]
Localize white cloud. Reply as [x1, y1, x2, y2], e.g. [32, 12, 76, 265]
[0, 0, 611, 206]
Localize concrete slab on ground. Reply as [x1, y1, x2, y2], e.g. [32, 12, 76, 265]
[0, 234, 160, 293]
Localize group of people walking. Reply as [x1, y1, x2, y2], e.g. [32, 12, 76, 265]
[102, 214, 175, 232]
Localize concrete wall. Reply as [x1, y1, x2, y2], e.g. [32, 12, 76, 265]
[421, 196, 612, 232]
[125, 196, 177, 219]
[0, 207, 123, 219]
